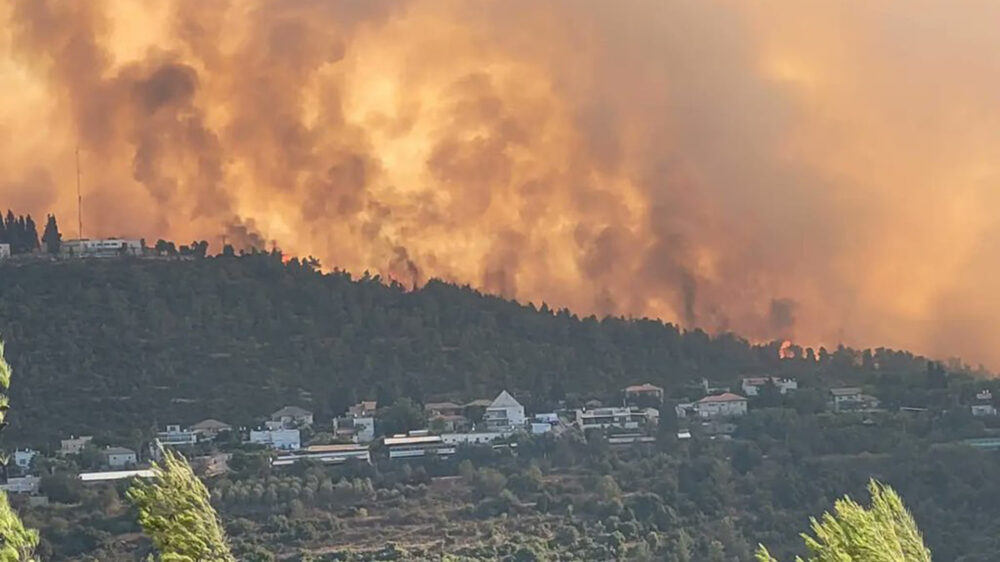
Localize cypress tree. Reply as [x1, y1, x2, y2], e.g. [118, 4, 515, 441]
[41, 215, 61, 255]
[23, 216, 38, 253]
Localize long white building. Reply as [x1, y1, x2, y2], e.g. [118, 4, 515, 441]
[61, 238, 143, 258]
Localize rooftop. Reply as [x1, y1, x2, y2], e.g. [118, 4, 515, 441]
[698, 392, 747, 403]
[303, 444, 369, 453]
[625, 383, 663, 393]
[384, 435, 444, 446]
[424, 401, 463, 411]
[103, 446, 136, 456]
[191, 419, 232, 431]
[488, 390, 522, 409]
[830, 387, 863, 396]
[272, 405, 313, 418]
[80, 469, 154, 482]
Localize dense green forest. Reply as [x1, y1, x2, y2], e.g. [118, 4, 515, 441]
[0, 253, 944, 447]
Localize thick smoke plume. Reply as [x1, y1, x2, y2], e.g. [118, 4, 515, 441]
[3, 1, 1000, 367]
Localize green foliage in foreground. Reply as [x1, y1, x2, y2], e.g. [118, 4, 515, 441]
[757, 480, 931, 562]
[127, 449, 235, 562]
[0, 341, 38, 562]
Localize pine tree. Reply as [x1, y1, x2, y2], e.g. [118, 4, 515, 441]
[22, 216, 38, 253]
[0, 341, 40, 561]
[41, 215, 61, 255]
[756, 480, 931, 562]
[127, 448, 235, 562]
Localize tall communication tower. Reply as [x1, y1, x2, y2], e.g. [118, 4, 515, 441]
[76, 147, 83, 240]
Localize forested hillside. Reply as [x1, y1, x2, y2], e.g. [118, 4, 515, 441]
[5, 255, 1000, 560]
[0, 253, 934, 446]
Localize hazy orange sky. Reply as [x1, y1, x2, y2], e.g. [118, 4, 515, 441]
[2, 1, 1000, 367]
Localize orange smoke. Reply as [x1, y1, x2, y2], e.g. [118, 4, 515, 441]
[2, 1, 1000, 368]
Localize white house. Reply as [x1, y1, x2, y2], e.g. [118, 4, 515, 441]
[12, 449, 37, 471]
[741, 377, 798, 397]
[190, 419, 233, 440]
[271, 406, 314, 427]
[696, 393, 748, 419]
[104, 447, 138, 468]
[249, 427, 301, 451]
[972, 403, 997, 417]
[484, 391, 525, 431]
[59, 435, 93, 456]
[1, 476, 40, 494]
[157, 424, 199, 446]
[333, 415, 376, 444]
[61, 238, 142, 258]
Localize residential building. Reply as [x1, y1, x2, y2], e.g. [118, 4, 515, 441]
[61, 238, 143, 258]
[59, 435, 93, 456]
[830, 387, 864, 412]
[484, 390, 525, 431]
[424, 401, 464, 417]
[429, 414, 470, 432]
[348, 401, 378, 418]
[675, 402, 697, 419]
[741, 377, 798, 397]
[532, 413, 560, 435]
[80, 469, 155, 483]
[441, 432, 509, 446]
[273, 444, 371, 467]
[624, 383, 665, 404]
[249, 427, 301, 451]
[972, 403, 997, 417]
[531, 422, 553, 435]
[0, 244, 9, 259]
[12, 450, 37, 471]
[271, 406, 314, 427]
[157, 424, 199, 446]
[190, 419, 233, 440]
[575, 407, 656, 431]
[333, 415, 376, 444]
[103, 447, 138, 468]
[1, 476, 40, 494]
[463, 399, 493, 409]
[384, 432, 456, 459]
[534, 413, 559, 424]
[696, 393, 748, 419]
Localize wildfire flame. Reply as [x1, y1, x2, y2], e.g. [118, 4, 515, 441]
[778, 340, 795, 360]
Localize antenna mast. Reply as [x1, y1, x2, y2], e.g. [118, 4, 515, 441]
[75, 147, 83, 239]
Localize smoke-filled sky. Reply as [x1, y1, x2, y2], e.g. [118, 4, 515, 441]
[2, 1, 1000, 366]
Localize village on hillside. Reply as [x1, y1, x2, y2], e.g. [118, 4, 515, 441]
[5, 373, 997, 504]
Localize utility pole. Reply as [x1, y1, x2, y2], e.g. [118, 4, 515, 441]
[76, 147, 83, 240]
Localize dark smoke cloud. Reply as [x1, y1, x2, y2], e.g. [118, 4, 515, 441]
[4, 1, 1000, 367]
